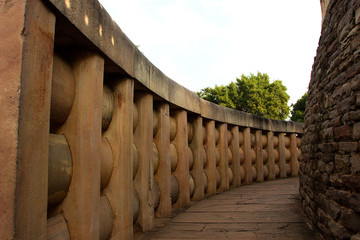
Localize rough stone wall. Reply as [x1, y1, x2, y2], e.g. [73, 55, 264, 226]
[300, 0, 360, 239]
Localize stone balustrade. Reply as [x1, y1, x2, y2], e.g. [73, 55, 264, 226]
[0, 0, 303, 239]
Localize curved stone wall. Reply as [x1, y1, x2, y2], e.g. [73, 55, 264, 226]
[300, 0, 360, 239]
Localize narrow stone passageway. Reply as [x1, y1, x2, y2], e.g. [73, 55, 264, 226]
[135, 178, 320, 240]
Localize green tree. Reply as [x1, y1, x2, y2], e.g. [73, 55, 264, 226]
[290, 93, 307, 122]
[197, 85, 235, 109]
[197, 72, 290, 120]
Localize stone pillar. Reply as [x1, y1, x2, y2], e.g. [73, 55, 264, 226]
[290, 133, 299, 176]
[0, 0, 55, 238]
[154, 103, 172, 217]
[255, 130, 264, 182]
[172, 110, 190, 208]
[230, 126, 241, 187]
[134, 92, 154, 231]
[54, 51, 104, 239]
[103, 77, 134, 239]
[267, 132, 275, 180]
[243, 128, 252, 184]
[278, 133, 287, 178]
[239, 130, 245, 184]
[204, 120, 217, 196]
[217, 123, 229, 192]
[190, 116, 204, 201]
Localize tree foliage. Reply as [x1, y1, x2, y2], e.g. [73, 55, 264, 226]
[290, 93, 307, 122]
[197, 72, 290, 120]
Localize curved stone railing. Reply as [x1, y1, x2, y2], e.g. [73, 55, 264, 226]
[0, 0, 303, 239]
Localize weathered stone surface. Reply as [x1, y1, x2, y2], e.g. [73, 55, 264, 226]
[326, 200, 341, 220]
[335, 154, 350, 172]
[342, 175, 360, 192]
[350, 154, 360, 173]
[327, 218, 346, 239]
[340, 209, 360, 232]
[353, 122, 360, 140]
[318, 160, 327, 173]
[0, 1, 25, 238]
[350, 110, 360, 121]
[339, 142, 358, 153]
[301, 1, 360, 239]
[136, 178, 320, 240]
[327, 190, 352, 207]
[349, 193, 360, 213]
[319, 142, 338, 152]
[334, 125, 353, 140]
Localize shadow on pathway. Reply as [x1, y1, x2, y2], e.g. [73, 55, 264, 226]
[135, 177, 321, 240]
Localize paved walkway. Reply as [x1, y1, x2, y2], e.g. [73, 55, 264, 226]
[135, 177, 320, 240]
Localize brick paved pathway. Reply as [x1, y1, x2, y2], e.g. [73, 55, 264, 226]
[135, 177, 320, 240]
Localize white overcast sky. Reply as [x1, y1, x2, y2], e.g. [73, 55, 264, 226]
[99, 0, 322, 105]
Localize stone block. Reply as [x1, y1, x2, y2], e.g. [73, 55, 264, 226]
[327, 218, 346, 239]
[314, 170, 322, 179]
[338, 97, 353, 114]
[317, 193, 327, 207]
[324, 127, 334, 140]
[330, 109, 339, 119]
[326, 162, 335, 174]
[322, 172, 329, 184]
[342, 175, 360, 191]
[319, 142, 338, 153]
[341, 83, 351, 98]
[346, 61, 360, 80]
[349, 193, 360, 213]
[335, 154, 350, 172]
[353, 122, 360, 140]
[322, 120, 331, 129]
[306, 206, 317, 225]
[350, 110, 360, 121]
[306, 186, 315, 200]
[350, 154, 360, 173]
[323, 153, 335, 162]
[317, 207, 330, 225]
[340, 209, 360, 232]
[339, 142, 358, 152]
[327, 189, 351, 206]
[307, 132, 319, 143]
[332, 72, 347, 90]
[350, 74, 360, 91]
[342, 112, 351, 123]
[310, 144, 320, 153]
[334, 125, 353, 140]
[317, 222, 331, 240]
[332, 116, 343, 127]
[356, 8, 360, 25]
[326, 200, 341, 220]
[318, 160, 327, 173]
[299, 188, 305, 199]
[309, 198, 318, 212]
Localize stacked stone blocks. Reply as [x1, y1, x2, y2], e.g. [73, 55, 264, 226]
[300, 0, 360, 239]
